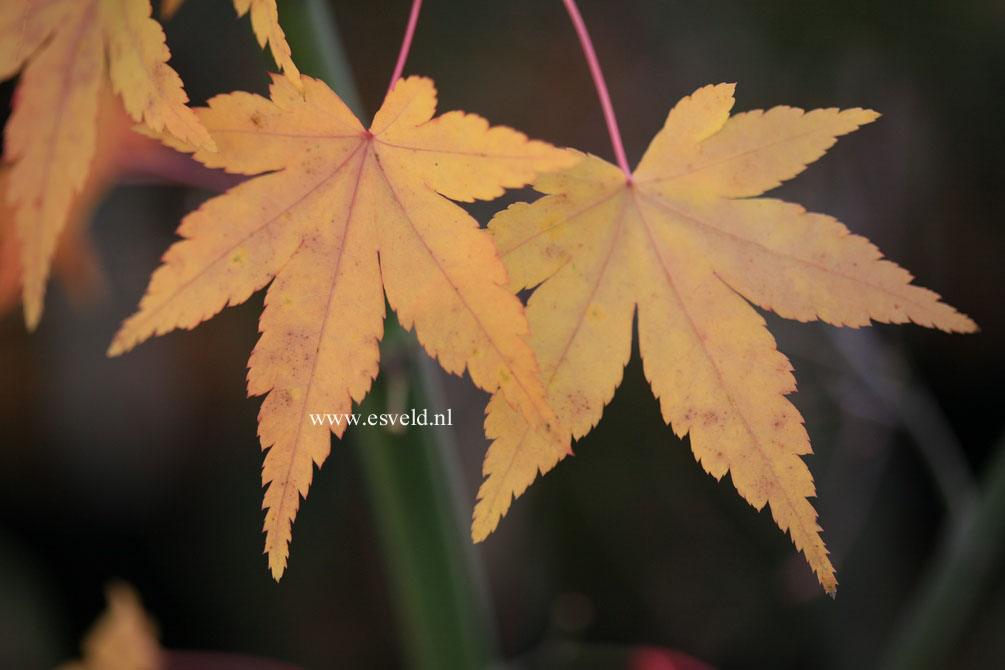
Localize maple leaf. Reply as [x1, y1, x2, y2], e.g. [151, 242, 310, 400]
[60, 581, 309, 669]
[160, 0, 301, 89]
[1, 0, 215, 328]
[474, 83, 977, 595]
[0, 166, 106, 317]
[61, 582, 162, 670]
[0, 85, 175, 320]
[109, 74, 575, 579]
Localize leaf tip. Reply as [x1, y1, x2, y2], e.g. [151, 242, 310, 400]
[707, 81, 737, 100]
[23, 299, 41, 332]
[846, 107, 881, 129]
[268, 553, 287, 582]
[822, 573, 838, 598]
[199, 135, 219, 153]
[107, 327, 134, 357]
[955, 313, 979, 334]
[470, 513, 495, 544]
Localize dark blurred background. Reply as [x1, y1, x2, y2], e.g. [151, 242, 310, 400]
[1, 0, 1003, 668]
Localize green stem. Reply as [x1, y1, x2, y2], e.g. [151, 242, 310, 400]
[277, 0, 364, 115]
[881, 432, 1005, 670]
[356, 338, 498, 669]
[829, 329, 977, 521]
[278, 2, 498, 668]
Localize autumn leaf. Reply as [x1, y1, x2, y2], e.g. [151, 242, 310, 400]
[61, 582, 163, 670]
[0, 85, 178, 320]
[109, 74, 575, 579]
[0, 81, 235, 322]
[61, 581, 303, 669]
[160, 0, 301, 89]
[0, 166, 106, 317]
[1, 0, 214, 328]
[474, 83, 977, 595]
[159, 0, 185, 19]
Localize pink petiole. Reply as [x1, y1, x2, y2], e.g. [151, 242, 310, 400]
[387, 0, 424, 95]
[561, 0, 633, 181]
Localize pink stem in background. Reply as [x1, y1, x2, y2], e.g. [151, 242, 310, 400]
[388, 0, 424, 95]
[561, 0, 632, 180]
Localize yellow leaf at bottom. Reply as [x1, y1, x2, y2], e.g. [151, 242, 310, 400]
[62, 583, 162, 670]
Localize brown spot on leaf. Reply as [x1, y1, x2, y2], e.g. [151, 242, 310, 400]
[543, 243, 562, 259]
[566, 390, 591, 413]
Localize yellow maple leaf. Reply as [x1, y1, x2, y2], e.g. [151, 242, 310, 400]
[1, 0, 215, 329]
[474, 83, 977, 595]
[109, 74, 575, 579]
[160, 0, 301, 89]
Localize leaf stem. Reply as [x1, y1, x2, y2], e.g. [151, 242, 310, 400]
[388, 0, 424, 95]
[355, 342, 498, 669]
[829, 329, 977, 521]
[561, 0, 632, 180]
[881, 431, 1005, 670]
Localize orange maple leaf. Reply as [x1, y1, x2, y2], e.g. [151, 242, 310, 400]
[0, 0, 214, 329]
[474, 84, 977, 595]
[109, 74, 575, 579]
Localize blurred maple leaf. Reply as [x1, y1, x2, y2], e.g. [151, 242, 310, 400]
[0, 85, 238, 322]
[61, 582, 162, 670]
[0, 0, 214, 328]
[61, 582, 303, 670]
